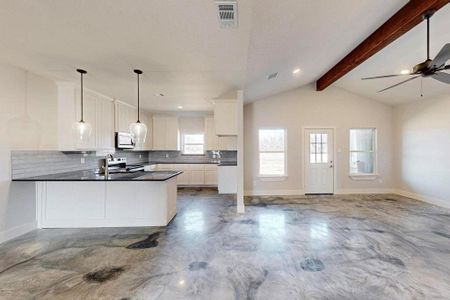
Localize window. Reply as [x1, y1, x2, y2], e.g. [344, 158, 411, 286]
[349, 129, 376, 174]
[258, 129, 286, 176]
[183, 134, 204, 154]
[309, 133, 328, 164]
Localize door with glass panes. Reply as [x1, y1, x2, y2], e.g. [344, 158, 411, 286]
[304, 128, 334, 194]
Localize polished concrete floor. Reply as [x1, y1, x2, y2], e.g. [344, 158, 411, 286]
[0, 189, 449, 299]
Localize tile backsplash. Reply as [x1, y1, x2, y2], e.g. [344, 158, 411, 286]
[11, 150, 237, 179]
[11, 150, 148, 179]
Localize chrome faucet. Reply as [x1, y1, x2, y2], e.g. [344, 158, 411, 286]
[103, 153, 114, 179]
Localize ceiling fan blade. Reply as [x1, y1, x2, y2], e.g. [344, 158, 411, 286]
[431, 43, 450, 69]
[362, 74, 410, 80]
[377, 76, 420, 93]
[432, 72, 450, 84]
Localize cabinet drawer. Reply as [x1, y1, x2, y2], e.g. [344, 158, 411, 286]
[172, 164, 188, 171]
[204, 164, 218, 171]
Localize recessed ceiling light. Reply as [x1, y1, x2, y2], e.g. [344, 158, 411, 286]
[292, 68, 301, 75]
[177, 106, 183, 109]
[154, 93, 164, 97]
[400, 69, 410, 75]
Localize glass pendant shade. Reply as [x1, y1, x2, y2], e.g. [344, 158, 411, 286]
[130, 69, 148, 146]
[72, 120, 92, 142]
[72, 69, 92, 144]
[130, 121, 147, 145]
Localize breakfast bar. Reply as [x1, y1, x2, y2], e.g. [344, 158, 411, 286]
[14, 170, 182, 228]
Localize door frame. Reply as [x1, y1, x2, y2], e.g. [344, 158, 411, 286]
[302, 126, 337, 194]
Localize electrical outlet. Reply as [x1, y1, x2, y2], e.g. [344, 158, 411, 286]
[81, 158, 85, 164]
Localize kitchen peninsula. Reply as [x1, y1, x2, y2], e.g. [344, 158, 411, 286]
[13, 170, 182, 228]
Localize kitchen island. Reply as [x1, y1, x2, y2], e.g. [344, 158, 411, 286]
[13, 170, 182, 228]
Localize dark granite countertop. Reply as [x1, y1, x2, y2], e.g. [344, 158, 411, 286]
[13, 170, 183, 182]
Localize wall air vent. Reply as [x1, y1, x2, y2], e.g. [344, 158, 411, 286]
[216, 1, 238, 28]
[267, 72, 278, 80]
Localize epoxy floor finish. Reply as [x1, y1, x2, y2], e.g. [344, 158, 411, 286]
[0, 188, 449, 299]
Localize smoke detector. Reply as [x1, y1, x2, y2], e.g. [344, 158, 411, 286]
[216, 1, 238, 28]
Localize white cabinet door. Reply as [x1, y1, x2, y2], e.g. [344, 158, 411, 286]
[115, 101, 137, 133]
[165, 116, 179, 150]
[189, 170, 205, 185]
[96, 97, 115, 149]
[214, 100, 237, 135]
[152, 116, 166, 150]
[205, 170, 218, 185]
[218, 136, 237, 150]
[205, 116, 219, 150]
[44, 182, 106, 223]
[142, 111, 153, 150]
[152, 115, 179, 150]
[218, 166, 237, 194]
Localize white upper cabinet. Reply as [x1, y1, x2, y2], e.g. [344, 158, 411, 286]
[213, 99, 237, 136]
[115, 101, 137, 133]
[57, 83, 115, 151]
[152, 115, 179, 150]
[115, 100, 153, 151]
[96, 96, 115, 149]
[205, 116, 219, 150]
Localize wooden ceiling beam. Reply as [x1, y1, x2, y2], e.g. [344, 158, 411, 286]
[316, 0, 450, 91]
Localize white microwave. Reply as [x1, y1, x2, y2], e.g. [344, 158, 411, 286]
[115, 132, 135, 149]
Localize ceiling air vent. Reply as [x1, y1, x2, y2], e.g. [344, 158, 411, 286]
[267, 72, 278, 80]
[216, 1, 238, 28]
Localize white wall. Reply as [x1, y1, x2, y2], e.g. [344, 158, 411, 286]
[394, 94, 450, 208]
[244, 84, 394, 195]
[0, 63, 58, 243]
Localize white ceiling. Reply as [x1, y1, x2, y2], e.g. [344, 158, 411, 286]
[0, 0, 448, 110]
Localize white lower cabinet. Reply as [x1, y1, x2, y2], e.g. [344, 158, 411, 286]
[218, 166, 237, 194]
[37, 179, 178, 228]
[156, 163, 218, 186]
[205, 170, 218, 185]
[189, 170, 205, 185]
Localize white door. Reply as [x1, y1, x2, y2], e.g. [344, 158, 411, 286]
[304, 128, 334, 194]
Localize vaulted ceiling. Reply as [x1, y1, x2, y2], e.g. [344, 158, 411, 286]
[0, 0, 448, 110]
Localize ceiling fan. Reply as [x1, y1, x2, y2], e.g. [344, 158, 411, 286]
[362, 10, 450, 93]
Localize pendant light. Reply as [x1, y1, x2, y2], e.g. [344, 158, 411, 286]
[72, 69, 92, 143]
[129, 69, 147, 145]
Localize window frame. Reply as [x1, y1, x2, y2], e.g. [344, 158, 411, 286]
[181, 133, 205, 155]
[349, 128, 378, 179]
[257, 128, 288, 178]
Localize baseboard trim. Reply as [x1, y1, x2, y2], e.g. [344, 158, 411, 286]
[394, 189, 450, 209]
[335, 188, 396, 195]
[244, 188, 396, 196]
[0, 221, 37, 244]
[244, 189, 304, 196]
